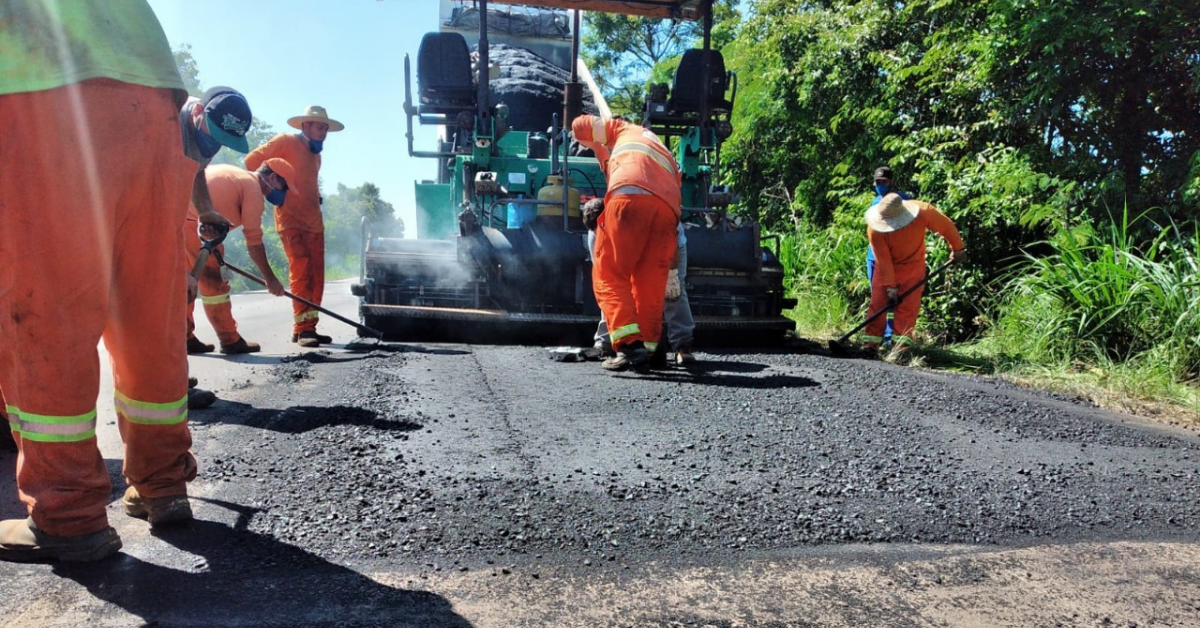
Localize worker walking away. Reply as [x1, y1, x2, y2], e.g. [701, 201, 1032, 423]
[244, 105, 345, 348]
[185, 160, 295, 355]
[572, 115, 682, 373]
[585, 220, 696, 366]
[861, 193, 967, 361]
[0, 0, 246, 562]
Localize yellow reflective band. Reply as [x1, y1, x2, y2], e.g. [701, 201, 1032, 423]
[860, 334, 885, 343]
[200, 292, 231, 305]
[644, 342, 658, 353]
[294, 310, 320, 323]
[891, 335, 915, 346]
[114, 391, 187, 426]
[7, 405, 97, 443]
[612, 142, 676, 176]
[609, 323, 640, 342]
[592, 118, 607, 145]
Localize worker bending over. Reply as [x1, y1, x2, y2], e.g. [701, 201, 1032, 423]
[185, 160, 295, 355]
[572, 115, 682, 373]
[862, 193, 966, 359]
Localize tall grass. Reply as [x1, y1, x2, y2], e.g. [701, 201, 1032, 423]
[991, 209, 1200, 384]
[776, 226, 868, 334]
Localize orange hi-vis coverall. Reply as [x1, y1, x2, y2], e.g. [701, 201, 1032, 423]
[572, 115, 682, 352]
[245, 134, 324, 336]
[184, 165, 270, 345]
[864, 202, 964, 347]
[0, 1, 197, 538]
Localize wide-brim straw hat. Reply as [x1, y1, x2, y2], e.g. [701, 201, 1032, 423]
[865, 193, 919, 233]
[287, 105, 344, 132]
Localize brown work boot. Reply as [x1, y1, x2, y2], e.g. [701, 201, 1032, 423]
[0, 517, 121, 563]
[674, 342, 696, 365]
[581, 340, 615, 361]
[220, 337, 261, 354]
[122, 486, 193, 527]
[295, 331, 322, 348]
[601, 342, 650, 374]
[187, 335, 215, 354]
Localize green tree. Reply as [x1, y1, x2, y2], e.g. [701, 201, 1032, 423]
[581, 1, 740, 117]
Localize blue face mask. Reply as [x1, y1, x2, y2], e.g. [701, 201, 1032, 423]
[196, 128, 223, 158]
[299, 133, 323, 154]
[874, 183, 890, 197]
[265, 188, 287, 206]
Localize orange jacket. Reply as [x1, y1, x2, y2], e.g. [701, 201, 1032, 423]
[867, 202, 964, 288]
[572, 115, 682, 212]
[244, 133, 323, 233]
[186, 165, 268, 246]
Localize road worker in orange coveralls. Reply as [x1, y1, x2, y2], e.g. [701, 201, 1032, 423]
[572, 115, 683, 373]
[0, 0, 249, 562]
[244, 106, 344, 348]
[185, 160, 296, 355]
[861, 193, 967, 359]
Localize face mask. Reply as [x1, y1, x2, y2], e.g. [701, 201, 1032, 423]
[299, 133, 323, 154]
[196, 128, 223, 158]
[874, 183, 890, 197]
[265, 188, 287, 206]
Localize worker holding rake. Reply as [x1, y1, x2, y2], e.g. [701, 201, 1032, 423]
[861, 193, 967, 360]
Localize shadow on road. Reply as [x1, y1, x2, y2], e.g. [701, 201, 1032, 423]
[190, 402, 424, 435]
[50, 500, 475, 628]
[616, 360, 819, 390]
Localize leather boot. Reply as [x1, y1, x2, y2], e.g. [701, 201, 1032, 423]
[122, 486, 192, 527]
[220, 337, 261, 354]
[0, 517, 121, 563]
[187, 335, 214, 354]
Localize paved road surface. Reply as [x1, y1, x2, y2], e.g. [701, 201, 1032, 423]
[2, 281, 1199, 628]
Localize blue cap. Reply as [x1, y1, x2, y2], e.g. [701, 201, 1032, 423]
[201, 86, 251, 154]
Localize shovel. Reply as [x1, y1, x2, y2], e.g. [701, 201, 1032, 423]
[207, 248, 385, 341]
[827, 260, 954, 355]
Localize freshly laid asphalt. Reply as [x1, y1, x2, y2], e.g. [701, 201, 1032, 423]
[2, 282, 1198, 627]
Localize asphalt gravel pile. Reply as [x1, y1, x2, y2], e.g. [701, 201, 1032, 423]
[488, 44, 596, 133]
[202, 345, 1200, 572]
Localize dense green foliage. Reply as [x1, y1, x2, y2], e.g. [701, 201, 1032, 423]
[722, 0, 1200, 358]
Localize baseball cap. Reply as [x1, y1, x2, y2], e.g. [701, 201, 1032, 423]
[873, 166, 894, 181]
[201, 86, 252, 154]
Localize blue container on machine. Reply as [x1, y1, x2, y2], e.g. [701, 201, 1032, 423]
[507, 195, 534, 228]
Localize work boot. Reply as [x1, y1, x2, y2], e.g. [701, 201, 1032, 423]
[291, 332, 332, 344]
[601, 341, 650, 373]
[187, 387, 217, 410]
[674, 342, 697, 366]
[122, 486, 193, 527]
[581, 340, 615, 361]
[859, 342, 880, 359]
[0, 517, 121, 563]
[295, 331, 322, 348]
[220, 337, 261, 355]
[187, 335, 215, 354]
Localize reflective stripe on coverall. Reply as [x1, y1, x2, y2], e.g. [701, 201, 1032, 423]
[572, 115, 682, 351]
[245, 134, 325, 335]
[0, 80, 197, 537]
[864, 202, 964, 345]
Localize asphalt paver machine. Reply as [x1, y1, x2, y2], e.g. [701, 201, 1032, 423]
[354, 0, 795, 343]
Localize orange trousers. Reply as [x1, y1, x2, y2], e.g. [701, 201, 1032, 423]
[183, 221, 241, 345]
[592, 194, 679, 351]
[0, 79, 197, 537]
[865, 261, 927, 345]
[280, 229, 326, 335]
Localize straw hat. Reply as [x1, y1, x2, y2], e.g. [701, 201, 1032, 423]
[865, 193, 919, 233]
[287, 105, 344, 132]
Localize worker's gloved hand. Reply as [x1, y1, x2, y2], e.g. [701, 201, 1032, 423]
[665, 269, 682, 301]
[951, 248, 968, 264]
[886, 287, 900, 306]
[582, 198, 604, 231]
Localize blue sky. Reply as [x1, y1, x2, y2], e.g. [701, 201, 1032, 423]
[147, 0, 444, 234]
